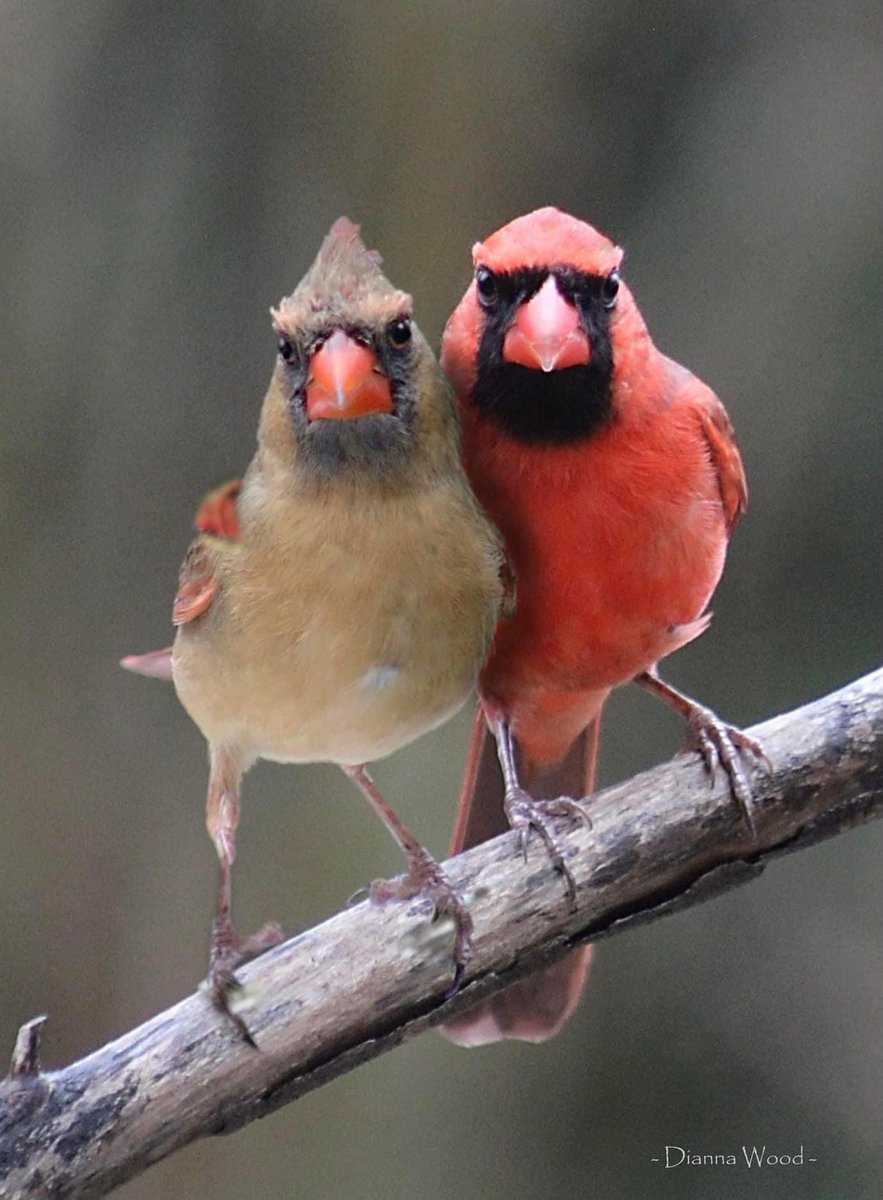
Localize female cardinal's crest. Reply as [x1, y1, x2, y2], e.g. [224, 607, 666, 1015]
[272, 217, 407, 331]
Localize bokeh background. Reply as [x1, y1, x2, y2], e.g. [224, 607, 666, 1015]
[1, 2, 880, 1197]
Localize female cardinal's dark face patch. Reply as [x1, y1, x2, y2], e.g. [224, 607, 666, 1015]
[472, 267, 616, 445]
[278, 320, 421, 483]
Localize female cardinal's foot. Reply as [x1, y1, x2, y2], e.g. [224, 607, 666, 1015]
[504, 787, 591, 902]
[207, 916, 285, 1045]
[369, 849, 473, 994]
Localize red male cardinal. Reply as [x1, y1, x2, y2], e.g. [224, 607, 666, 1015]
[438, 207, 763, 1046]
[123, 219, 508, 1038]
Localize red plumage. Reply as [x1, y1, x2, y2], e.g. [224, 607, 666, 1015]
[439, 208, 757, 1046]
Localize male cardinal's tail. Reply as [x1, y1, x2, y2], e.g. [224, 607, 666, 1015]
[439, 708, 597, 1046]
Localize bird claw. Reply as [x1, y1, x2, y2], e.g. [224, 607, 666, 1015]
[683, 705, 768, 837]
[206, 917, 285, 1045]
[517, 826, 530, 864]
[543, 795, 593, 828]
[504, 787, 587, 902]
[346, 884, 371, 907]
[369, 851, 473, 994]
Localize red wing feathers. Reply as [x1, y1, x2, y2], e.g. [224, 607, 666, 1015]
[122, 480, 239, 672]
[172, 539, 218, 626]
[195, 479, 242, 540]
[695, 395, 748, 535]
[174, 480, 241, 625]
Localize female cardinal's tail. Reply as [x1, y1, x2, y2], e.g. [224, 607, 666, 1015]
[439, 707, 597, 1046]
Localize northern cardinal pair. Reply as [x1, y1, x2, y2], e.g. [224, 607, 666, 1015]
[124, 209, 761, 1045]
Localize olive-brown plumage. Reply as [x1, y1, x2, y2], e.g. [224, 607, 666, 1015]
[124, 219, 507, 1036]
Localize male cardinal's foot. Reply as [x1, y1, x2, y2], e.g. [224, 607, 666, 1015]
[369, 849, 473, 993]
[207, 916, 285, 1045]
[504, 787, 590, 902]
[682, 704, 767, 836]
[636, 671, 769, 837]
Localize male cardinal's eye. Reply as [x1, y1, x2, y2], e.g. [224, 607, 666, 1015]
[386, 317, 412, 349]
[600, 270, 620, 310]
[476, 266, 498, 307]
[278, 337, 294, 361]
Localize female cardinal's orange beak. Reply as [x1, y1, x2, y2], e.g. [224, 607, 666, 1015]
[305, 329, 394, 420]
[502, 276, 590, 373]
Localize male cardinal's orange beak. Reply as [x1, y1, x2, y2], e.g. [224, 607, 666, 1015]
[502, 276, 590, 373]
[305, 330, 394, 420]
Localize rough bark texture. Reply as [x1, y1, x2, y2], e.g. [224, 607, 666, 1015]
[2, 668, 881, 1199]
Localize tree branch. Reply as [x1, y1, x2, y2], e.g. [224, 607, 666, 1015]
[3, 668, 882, 1199]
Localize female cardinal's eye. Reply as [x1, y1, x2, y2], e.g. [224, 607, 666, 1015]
[278, 337, 294, 361]
[386, 317, 412, 349]
[600, 270, 620, 310]
[476, 266, 498, 307]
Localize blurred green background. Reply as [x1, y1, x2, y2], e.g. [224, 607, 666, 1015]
[1, 2, 880, 1197]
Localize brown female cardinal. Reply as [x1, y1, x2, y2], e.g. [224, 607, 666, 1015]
[437, 206, 763, 1046]
[123, 218, 508, 1038]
